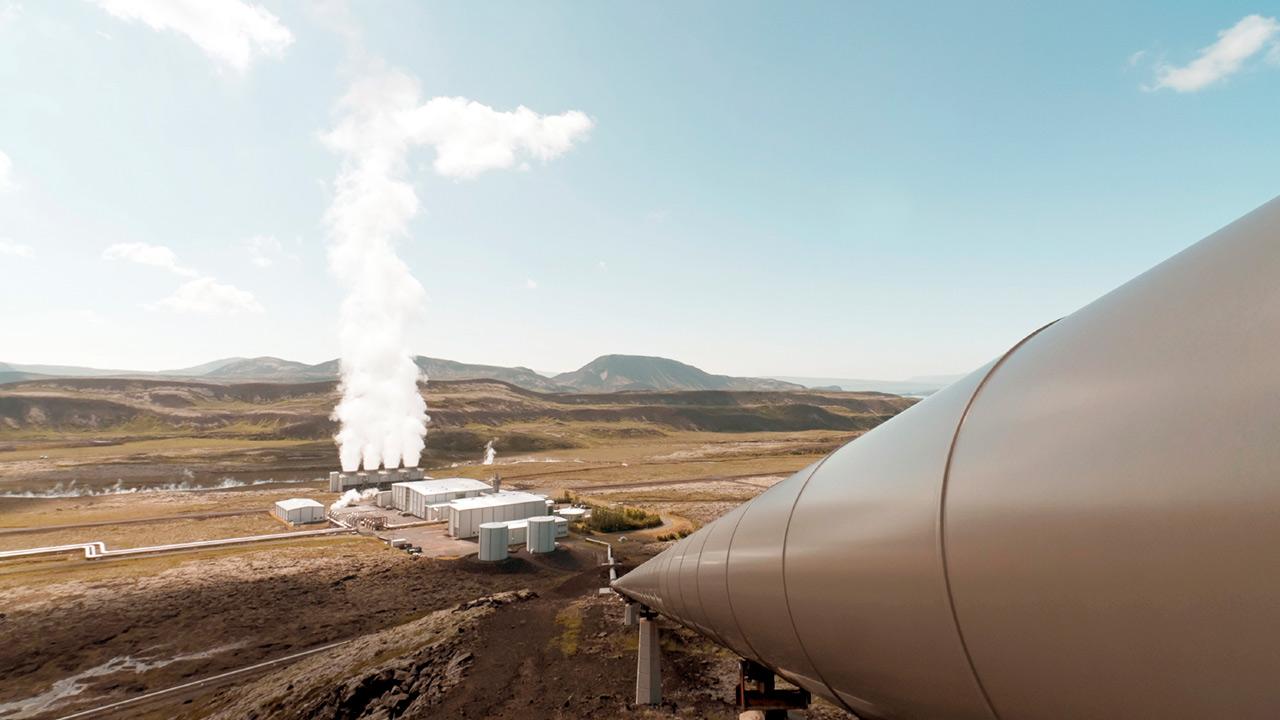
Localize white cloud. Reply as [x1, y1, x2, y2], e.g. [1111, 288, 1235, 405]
[1128, 50, 1147, 67]
[1153, 14, 1280, 92]
[244, 234, 290, 268]
[103, 242, 198, 276]
[597, 260, 607, 271]
[0, 149, 14, 192]
[152, 277, 263, 315]
[322, 69, 594, 182]
[524, 278, 538, 290]
[0, 1, 20, 28]
[88, 0, 294, 74]
[0, 239, 33, 257]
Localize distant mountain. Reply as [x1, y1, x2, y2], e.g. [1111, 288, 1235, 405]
[770, 374, 964, 396]
[1, 353, 807, 394]
[0, 362, 50, 384]
[161, 357, 250, 376]
[203, 357, 333, 381]
[414, 357, 564, 393]
[1, 361, 142, 378]
[554, 354, 803, 392]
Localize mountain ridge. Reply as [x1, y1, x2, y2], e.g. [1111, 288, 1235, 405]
[1, 354, 806, 394]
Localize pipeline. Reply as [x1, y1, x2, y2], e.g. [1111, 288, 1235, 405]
[613, 195, 1280, 720]
[0, 527, 354, 562]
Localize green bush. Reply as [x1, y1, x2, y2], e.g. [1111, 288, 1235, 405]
[584, 503, 663, 533]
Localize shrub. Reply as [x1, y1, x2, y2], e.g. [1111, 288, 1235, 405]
[583, 502, 663, 533]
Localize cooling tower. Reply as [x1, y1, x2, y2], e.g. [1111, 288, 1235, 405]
[613, 195, 1280, 720]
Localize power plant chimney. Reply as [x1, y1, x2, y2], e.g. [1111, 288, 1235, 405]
[613, 195, 1280, 720]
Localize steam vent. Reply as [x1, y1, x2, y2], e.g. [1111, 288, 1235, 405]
[612, 195, 1280, 719]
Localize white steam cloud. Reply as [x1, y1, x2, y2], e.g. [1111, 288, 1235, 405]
[482, 439, 496, 466]
[321, 67, 592, 473]
[330, 487, 379, 511]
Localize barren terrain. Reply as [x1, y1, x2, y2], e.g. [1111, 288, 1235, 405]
[0, 379, 912, 719]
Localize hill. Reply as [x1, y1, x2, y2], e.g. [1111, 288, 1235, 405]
[0, 376, 910, 446]
[202, 357, 333, 382]
[0, 354, 809, 394]
[554, 355, 803, 392]
[770, 374, 964, 396]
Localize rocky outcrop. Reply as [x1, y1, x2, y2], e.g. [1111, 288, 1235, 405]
[201, 590, 537, 720]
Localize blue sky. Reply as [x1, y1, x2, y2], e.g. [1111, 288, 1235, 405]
[1, 1, 1277, 379]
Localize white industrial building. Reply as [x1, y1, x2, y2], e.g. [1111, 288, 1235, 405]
[447, 491, 551, 539]
[273, 498, 325, 525]
[329, 467, 425, 492]
[392, 478, 494, 519]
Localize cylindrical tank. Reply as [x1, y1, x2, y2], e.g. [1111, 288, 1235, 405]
[526, 516, 557, 553]
[613, 196, 1280, 720]
[557, 507, 586, 523]
[478, 522, 508, 562]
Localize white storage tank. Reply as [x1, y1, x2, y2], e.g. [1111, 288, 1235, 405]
[557, 507, 587, 522]
[273, 498, 325, 525]
[478, 522, 509, 562]
[527, 515, 557, 553]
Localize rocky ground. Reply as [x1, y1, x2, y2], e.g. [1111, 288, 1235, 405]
[0, 533, 857, 720]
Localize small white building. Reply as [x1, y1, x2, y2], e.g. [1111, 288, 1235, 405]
[392, 478, 493, 518]
[273, 498, 325, 525]
[447, 491, 550, 539]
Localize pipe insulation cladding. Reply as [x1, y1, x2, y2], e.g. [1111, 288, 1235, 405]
[612, 195, 1280, 720]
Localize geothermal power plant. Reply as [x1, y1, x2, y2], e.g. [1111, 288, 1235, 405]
[613, 196, 1280, 719]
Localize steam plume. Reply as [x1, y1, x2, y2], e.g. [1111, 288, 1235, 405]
[482, 439, 496, 466]
[322, 67, 592, 473]
[331, 487, 379, 511]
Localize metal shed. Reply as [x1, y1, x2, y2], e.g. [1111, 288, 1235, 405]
[273, 498, 325, 525]
[447, 491, 550, 539]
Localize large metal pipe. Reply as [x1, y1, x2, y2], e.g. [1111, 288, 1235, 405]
[612, 196, 1280, 719]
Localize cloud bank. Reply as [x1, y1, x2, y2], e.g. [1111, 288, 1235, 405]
[103, 241, 262, 315]
[1153, 14, 1280, 92]
[103, 241, 197, 276]
[152, 277, 264, 315]
[88, 0, 294, 74]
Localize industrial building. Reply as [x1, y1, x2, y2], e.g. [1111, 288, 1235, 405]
[391, 477, 494, 519]
[328, 467, 425, 492]
[447, 491, 551, 539]
[272, 498, 325, 525]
